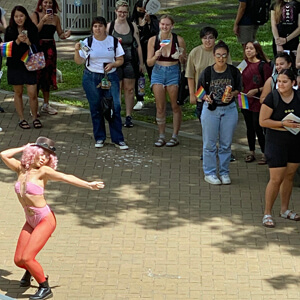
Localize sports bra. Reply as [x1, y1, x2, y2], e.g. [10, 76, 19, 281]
[155, 33, 178, 62]
[15, 182, 44, 195]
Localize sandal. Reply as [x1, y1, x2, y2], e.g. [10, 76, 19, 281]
[262, 215, 275, 228]
[33, 119, 43, 129]
[279, 210, 300, 221]
[154, 138, 166, 147]
[18, 120, 30, 130]
[166, 137, 179, 147]
[245, 154, 255, 163]
[258, 156, 267, 165]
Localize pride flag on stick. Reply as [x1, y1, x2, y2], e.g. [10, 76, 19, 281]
[238, 93, 249, 109]
[0, 41, 13, 57]
[20, 50, 30, 63]
[195, 86, 206, 101]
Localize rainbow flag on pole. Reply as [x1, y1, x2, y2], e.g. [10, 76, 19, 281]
[195, 86, 206, 101]
[0, 41, 13, 57]
[20, 50, 30, 63]
[238, 93, 249, 109]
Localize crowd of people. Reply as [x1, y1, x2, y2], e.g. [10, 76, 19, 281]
[1, 0, 300, 297]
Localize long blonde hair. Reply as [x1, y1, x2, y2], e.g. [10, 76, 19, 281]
[274, 0, 285, 24]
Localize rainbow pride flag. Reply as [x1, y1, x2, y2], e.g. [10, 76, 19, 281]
[21, 50, 30, 63]
[195, 86, 206, 101]
[0, 41, 13, 57]
[238, 93, 249, 109]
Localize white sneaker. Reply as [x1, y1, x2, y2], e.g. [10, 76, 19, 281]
[95, 140, 104, 148]
[133, 101, 144, 110]
[220, 174, 231, 185]
[40, 104, 58, 115]
[115, 141, 129, 150]
[204, 175, 221, 185]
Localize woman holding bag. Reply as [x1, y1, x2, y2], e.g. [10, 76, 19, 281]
[5, 5, 42, 129]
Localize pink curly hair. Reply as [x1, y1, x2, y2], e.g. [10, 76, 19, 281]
[21, 145, 58, 170]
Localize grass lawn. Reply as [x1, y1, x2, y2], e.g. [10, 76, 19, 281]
[0, 0, 274, 122]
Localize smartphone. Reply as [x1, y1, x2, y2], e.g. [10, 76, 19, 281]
[46, 8, 53, 15]
[21, 30, 27, 36]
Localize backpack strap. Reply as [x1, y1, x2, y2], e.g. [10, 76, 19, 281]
[108, 20, 115, 35]
[86, 35, 118, 68]
[272, 89, 280, 109]
[203, 66, 212, 93]
[258, 61, 265, 82]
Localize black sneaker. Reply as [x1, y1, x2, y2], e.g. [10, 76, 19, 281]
[230, 154, 236, 162]
[124, 116, 133, 128]
[0, 106, 4, 113]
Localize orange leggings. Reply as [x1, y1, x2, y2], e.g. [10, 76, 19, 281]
[14, 211, 56, 283]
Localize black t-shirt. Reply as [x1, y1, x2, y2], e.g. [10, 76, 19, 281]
[198, 64, 242, 105]
[271, 1, 300, 37]
[263, 89, 300, 121]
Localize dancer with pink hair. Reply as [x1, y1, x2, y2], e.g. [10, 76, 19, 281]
[0, 137, 104, 300]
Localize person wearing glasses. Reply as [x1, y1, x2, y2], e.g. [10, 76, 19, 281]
[107, 0, 144, 128]
[198, 40, 242, 185]
[0, 136, 104, 299]
[186, 27, 234, 160]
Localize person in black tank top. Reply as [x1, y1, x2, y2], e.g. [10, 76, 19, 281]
[31, 0, 71, 116]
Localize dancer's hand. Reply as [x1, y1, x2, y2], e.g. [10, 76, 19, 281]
[88, 181, 105, 190]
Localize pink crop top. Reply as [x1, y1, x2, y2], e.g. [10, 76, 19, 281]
[15, 182, 44, 195]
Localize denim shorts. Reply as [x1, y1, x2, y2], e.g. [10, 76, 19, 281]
[151, 64, 180, 88]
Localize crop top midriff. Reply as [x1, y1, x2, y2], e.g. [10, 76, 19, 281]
[14, 182, 44, 195]
[155, 37, 178, 62]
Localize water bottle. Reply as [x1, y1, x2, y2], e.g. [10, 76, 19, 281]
[138, 73, 145, 96]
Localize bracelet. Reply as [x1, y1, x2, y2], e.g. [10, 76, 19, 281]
[281, 120, 284, 127]
[286, 37, 288, 43]
[257, 88, 260, 94]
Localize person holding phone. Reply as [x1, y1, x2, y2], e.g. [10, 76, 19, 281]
[4, 6, 41, 129]
[31, 0, 71, 115]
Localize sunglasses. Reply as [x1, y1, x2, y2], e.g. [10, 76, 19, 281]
[215, 53, 228, 58]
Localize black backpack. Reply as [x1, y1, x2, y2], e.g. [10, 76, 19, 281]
[248, 0, 271, 25]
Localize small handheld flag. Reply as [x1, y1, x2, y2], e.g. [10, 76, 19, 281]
[238, 93, 249, 109]
[0, 41, 13, 57]
[195, 86, 206, 101]
[21, 50, 30, 63]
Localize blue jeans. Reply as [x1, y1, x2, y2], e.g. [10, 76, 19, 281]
[201, 101, 238, 176]
[82, 70, 124, 143]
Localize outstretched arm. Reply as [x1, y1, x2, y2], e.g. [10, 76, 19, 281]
[43, 166, 105, 190]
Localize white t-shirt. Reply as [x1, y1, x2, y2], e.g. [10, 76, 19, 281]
[79, 35, 124, 73]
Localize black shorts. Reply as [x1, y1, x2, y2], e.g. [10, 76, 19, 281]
[117, 60, 136, 80]
[265, 129, 300, 168]
[7, 67, 37, 85]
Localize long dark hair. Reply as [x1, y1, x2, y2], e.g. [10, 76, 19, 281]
[9, 6, 35, 30]
[35, 0, 60, 13]
[243, 41, 269, 62]
[131, 0, 144, 23]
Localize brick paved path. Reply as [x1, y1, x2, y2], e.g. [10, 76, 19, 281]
[1, 91, 300, 299]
